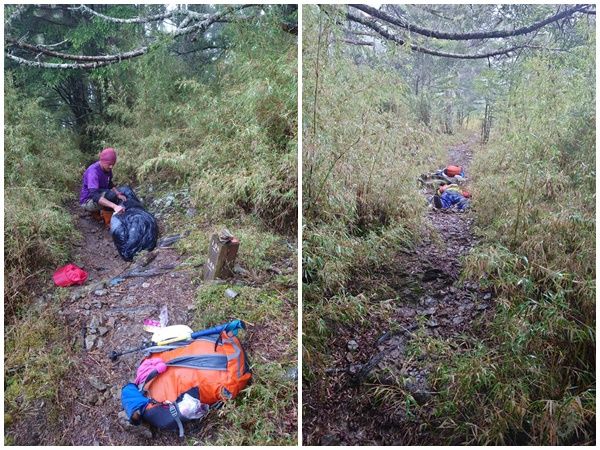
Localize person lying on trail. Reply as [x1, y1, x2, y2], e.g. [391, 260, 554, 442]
[79, 147, 127, 216]
[432, 184, 471, 211]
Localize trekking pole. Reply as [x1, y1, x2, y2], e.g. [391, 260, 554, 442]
[109, 342, 151, 362]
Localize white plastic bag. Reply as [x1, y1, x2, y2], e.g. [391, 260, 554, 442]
[177, 393, 209, 420]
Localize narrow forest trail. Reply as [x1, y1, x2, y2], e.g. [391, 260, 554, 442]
[10, 192, 296, 445]
[304, 136, 496, 445]
[46, 202, 201, 445]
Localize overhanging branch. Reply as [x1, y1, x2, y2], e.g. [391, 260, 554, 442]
[7, 38, 148, 62]
[6, 53, 125, 69]
[347, 12, 524, 59]
[5, 5, 254, 70]
[350, 4, 591, 41]
[74, 4, 210, 24]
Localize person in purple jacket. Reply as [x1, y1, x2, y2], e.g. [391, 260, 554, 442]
[79, 147, 127, 215]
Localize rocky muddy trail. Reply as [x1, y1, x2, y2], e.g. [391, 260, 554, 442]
[304, 137, 495, 445]
[49, 205, 197, 445]
[12, 192, 296, 445]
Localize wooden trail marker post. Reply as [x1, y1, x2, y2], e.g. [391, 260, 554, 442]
[203, 228, 240, 281]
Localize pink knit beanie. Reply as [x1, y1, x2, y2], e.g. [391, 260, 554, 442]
[99, 148, 117, 164]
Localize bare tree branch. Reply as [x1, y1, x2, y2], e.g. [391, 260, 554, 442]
[341, 38, 374, 46]
[350, 4, 590, 41]
[39, 39, 70, 48]
[74, 4, 210, 24]
[7, 38, 148, 62]
[6, 53, 124, 69]
[74, 4, 178, 23]
[347, 11, 525, 60]
[5, 5, 254, 70]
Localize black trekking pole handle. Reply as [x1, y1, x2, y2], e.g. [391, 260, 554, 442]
[109, 342, 151, 361]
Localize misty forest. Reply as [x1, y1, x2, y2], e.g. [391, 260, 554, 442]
[303, 4, 595, 445]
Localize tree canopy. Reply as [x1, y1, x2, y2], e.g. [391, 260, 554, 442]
[345, 4, 595, 59]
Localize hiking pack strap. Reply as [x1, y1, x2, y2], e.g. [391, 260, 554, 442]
[168, 402, 185, 438]
[166, 354, 228, 371]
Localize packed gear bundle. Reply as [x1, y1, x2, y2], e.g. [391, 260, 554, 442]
[120, 320, 252, 437]
[109, 186, 158, 261]
[420, 165, 471, 211]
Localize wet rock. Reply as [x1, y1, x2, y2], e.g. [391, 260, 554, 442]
[452, 316, 464, 325]
[91, 281, 107, 291]
[89, 376, 108, 392]
[89, 315, 101, 331]
[71, 290, 87, 301]
[389, 348, 401, 359]
[439, 288, 448, 296]
[348, 364, 362, 375]
[164, 195, 175, 208]
[267, 265, 283, 275]
[112, 386, 121, 400]
[118, 410, 128, 424]
[397, 306, 416, 318]
[320, 433, 340, 446]
[91, 299, 102, 309]
[233, 264, 250, 276]
[136, 427, 153, 439]
[405, 381, 431, 404]
[94, 289, 108, 297]
[85, 335, 96, 350]
[422, 307, 436, 316]
[419, 296, 437, 307]
[347, 339, 359, 352]
[83, 391, 98, 405]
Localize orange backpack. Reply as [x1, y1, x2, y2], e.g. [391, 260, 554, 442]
[138, 331, 252, 436]
[445, 165, 463, 177]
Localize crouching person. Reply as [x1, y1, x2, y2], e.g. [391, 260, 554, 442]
[79, 147, 128, 219]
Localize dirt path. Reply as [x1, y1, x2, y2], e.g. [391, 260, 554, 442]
[42, 203, 201, 445]
[304, 136, 495, 445]
[8, 186, 297, 445]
